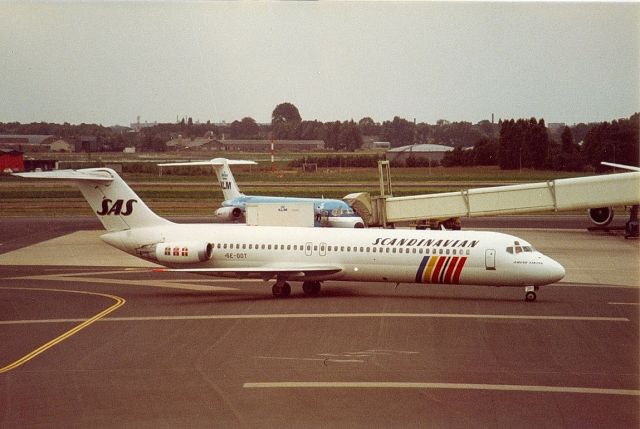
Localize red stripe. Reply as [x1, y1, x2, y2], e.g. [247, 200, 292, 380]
[430, 256, 447, 284]
[444, 257, 459, 284]
[452, 257, 467, 284]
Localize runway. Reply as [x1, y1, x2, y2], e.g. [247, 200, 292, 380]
[0, 217, 638, 428]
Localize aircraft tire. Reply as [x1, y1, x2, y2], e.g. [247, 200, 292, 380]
[302, 281, 321, 296]
[272, 282, 291, 298]
[525, 291, 536, 302]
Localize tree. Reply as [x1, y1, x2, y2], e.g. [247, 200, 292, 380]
[381, 116, 415, 147]
[229, 117, 259, 139]
[272, 102, 301, 125]
[272, 102, 302, 139]
[358, 117, 380, 136]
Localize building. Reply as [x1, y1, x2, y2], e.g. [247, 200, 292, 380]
[50, 139, 74, 152]
[0, 135, 56, 152]
[386, 143, 454, 164]
[0, 149, 24, 172]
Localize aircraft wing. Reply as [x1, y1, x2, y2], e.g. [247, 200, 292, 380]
[13, 169, 113, 182]
[153, 264, 342, 280]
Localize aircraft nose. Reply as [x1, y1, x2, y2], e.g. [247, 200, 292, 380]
[546, 257, 566, 284]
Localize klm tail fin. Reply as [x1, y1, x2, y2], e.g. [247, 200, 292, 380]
[14, 168, 170, 232]
[158, 158, 256, 201]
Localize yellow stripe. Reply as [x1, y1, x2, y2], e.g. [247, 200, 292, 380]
[422, 256, 438, 283]
[0, 287, 125, 373]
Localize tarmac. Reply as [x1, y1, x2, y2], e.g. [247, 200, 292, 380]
[0, 217, 638, 428]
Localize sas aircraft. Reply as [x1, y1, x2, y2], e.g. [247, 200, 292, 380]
[158, 158, 365, 228]
[15, 168, 565, 301]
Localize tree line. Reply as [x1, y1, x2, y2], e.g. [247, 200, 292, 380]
[441, 113, 638, 171]
[1, 102, 637, 171]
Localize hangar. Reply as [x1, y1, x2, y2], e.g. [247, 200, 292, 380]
[0, 149, 24, 172]
[386, 143, 454, 164]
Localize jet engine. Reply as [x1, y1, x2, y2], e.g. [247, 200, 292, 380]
[214, 206, 244, 220]
[138, 241, 213, 264]
[588, 207, 614, 227]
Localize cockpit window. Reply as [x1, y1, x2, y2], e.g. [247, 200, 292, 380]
[507, 244, 534, 254]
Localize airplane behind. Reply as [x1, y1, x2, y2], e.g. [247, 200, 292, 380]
[14, 168, 565, 301]
[158, 158, 365, 228]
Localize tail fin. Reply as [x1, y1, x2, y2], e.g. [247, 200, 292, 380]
[158, 158, 256, 201]
[14, 168, 170, 232]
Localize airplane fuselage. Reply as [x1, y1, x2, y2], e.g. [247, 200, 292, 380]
[102, 223, 565, 287]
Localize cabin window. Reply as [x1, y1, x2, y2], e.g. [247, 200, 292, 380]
[386, 248, 390, 253]
[372, 247, 376, 253]
[242, 244, 246, 249]
[287, 245, 291, 250]
[439, 249, 443, 255]
[181, 248, 188, 256]
[399, 248, 403, 254]
[261, 244, 266, 250]
[314, 245, 318, 251]
[293, 245, 298, 251]
[268, 244, 272, 250]
[173, 247, 180, 256]
[366, 247, 370, 253]
[419, 248, 423, 254]
[392, 248, 396, 254]
[446, 249, 450, 255]
[164, 247, 171, 256]
[466, 249, 470, 255]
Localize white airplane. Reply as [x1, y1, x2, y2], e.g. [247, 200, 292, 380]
[14, 168, 565, 301]
[158, 158, 365, 228]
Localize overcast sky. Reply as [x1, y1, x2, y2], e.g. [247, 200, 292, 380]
[2, 2, 638, 127]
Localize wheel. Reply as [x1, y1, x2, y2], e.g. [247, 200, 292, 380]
[302, 281, 321, 296]
[272, 282, 291, 298]
[525, 291, 537, 302]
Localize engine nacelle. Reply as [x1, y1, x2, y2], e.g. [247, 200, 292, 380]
[138, 241, 213, 264]
[214, 206, 243, 220]
[588, 207, 614, 226]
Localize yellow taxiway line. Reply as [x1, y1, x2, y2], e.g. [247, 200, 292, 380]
[0, 287, 125, 373]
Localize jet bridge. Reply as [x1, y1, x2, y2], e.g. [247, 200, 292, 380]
[344, 161, 640, 236]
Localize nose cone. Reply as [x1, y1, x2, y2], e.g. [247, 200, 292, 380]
[329, 216, 365, 228]
[544, 256, 566, 285]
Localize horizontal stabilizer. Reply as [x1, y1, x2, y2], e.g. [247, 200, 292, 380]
[601, 162, 640, 172]
[13, 169, 113, 182]
[158, 158, 257, 167]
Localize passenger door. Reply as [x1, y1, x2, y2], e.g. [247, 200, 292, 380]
[485, 249, 496, 270]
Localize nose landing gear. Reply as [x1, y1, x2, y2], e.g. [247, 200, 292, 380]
[524, 286, 539, 302]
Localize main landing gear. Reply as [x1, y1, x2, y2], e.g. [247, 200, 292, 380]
[272, 281, 291, 298]
[524, 286, 539, 302]
[271, 280, 322, 298]
[302, 281, 322, 296]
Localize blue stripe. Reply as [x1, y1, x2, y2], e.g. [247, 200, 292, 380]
[415, 256, 429, 283]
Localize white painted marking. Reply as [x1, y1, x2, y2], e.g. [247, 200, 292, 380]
[608, 302, 640, 306]
[0, 312, 629, 325]
[242, 381, 640, 396]
[9, 272, 240, 292]
[257, 356, 363, 363]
